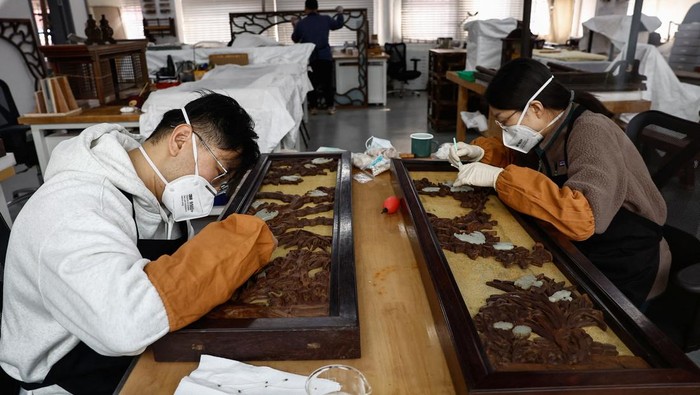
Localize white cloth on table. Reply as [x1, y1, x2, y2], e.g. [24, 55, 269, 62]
[146, 43, 315, 76]
[607, 44, 700, 122]
[230, 33, 281, 48]
[139, 62, 312, 153]
[580, 14, 661, 54]
[463, 18, 518, 71]
[174, 355, 340, 395]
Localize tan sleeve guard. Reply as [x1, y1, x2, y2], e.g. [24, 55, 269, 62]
[145, 214, 276, 331]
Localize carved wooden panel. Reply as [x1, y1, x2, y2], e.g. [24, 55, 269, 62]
[152, 152, 358, 362]
[391, 158, 700, 394]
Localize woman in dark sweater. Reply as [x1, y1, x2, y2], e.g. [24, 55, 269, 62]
[450, 58, 670, 308]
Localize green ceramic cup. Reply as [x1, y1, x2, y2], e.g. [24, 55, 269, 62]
[410, 133, 438, 158]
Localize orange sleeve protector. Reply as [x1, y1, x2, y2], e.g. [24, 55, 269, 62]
[496, 165, 595, 241]
[145, 214, 276, 331]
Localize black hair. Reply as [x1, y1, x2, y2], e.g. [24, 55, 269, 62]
[484, 58, 613, 118]
[149, 91, 260, 180]
[305, 0, 318, 10]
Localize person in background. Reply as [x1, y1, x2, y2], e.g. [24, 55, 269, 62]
[0, 92, 276, 394]
[292, 0, 344, 115]
[449, 58, 670, 309]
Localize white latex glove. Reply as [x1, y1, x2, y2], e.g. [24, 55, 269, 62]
[454, 162, 504, 188]
[448, 142, 485, 168]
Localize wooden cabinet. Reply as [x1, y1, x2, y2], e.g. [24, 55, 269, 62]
[39, 41, 149, 106]
[427, 49, 466, 133]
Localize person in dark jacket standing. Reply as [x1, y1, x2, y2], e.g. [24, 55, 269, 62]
[292, 0, 344, 115]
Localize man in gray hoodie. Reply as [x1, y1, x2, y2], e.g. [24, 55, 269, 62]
[0, 92, 276, 394]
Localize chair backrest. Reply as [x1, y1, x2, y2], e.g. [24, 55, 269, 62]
[683, 2, 700, 24]
[625, 110, 700, 190]
[384, 43, 407, 77]
[0, 79, 20, 129]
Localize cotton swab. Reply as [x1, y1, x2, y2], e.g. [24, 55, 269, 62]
[451, 137, 462, 170]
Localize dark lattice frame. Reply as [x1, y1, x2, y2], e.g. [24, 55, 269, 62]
[228, 9, 369, 106]
[0, 18, 47, 91]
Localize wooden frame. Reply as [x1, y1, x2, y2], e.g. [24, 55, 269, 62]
[390, 158, 700, 394]
[152, 152, 359, 362]
[209, 53, 249, 66]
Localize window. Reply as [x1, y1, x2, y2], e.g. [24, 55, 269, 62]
[178, 0, 372, 45]
[30, 0, 51, 45]
[179, 0, 264, 44]
[86, 0, 144, 40]
[401, 0, 524, 42]
[118, 0, 145, 39]
[274, 0, 374, 46]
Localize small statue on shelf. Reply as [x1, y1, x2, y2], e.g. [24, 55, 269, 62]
[84, 14, 103, 45]
[100, 15, 117, 44]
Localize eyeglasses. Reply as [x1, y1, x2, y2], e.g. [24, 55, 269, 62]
[494, 111, 519, 129]
[192, 131, 229, 185]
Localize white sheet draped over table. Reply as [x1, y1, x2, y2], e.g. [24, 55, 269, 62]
[140, 44, 314, 153]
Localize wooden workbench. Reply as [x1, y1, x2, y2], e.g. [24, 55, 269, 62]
[446, 71, 653, 142]
[18, 105, 140, 175]
[117, 171, 456, 394]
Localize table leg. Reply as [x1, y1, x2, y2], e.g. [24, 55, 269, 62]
[456, 86, 467, 142]
[0, 183, 13, 227]
[30, 126, 51, 175]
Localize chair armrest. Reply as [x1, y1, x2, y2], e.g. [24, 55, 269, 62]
[676, 263, 700, 293]
[410, 58, 420, 71]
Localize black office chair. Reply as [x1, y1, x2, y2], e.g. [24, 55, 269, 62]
[625, 110, 700, 190]
[0, 79, 41, 207]
[625, 110, 700, 351]
[384, 43, 421, 98]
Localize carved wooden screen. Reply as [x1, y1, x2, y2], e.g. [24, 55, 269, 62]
[228, 9, 369, 106]
[0, 18, 46, 90]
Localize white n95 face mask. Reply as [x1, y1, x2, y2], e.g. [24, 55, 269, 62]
[138, 111, 217, 221]
[501, 76, 565, 154]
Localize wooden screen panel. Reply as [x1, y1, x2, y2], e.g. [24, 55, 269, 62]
[390, 158, 700, 394]
[152, 152, 358, 362]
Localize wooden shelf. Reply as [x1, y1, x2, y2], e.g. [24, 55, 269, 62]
[427, 49, 466, 134]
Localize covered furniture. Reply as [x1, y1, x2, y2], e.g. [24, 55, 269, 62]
[140, 44, 314, 153]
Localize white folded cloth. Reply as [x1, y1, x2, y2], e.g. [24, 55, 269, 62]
[174, 355, 340, 395]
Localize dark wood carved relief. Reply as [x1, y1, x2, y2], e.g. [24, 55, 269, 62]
[228, 9, 369, 106]
[0, 18, 46, 90]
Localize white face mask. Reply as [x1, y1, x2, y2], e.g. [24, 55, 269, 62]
[500, 76, 566, 154]
[138, 109, 217, 222]
[365, 136, 393, 151]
